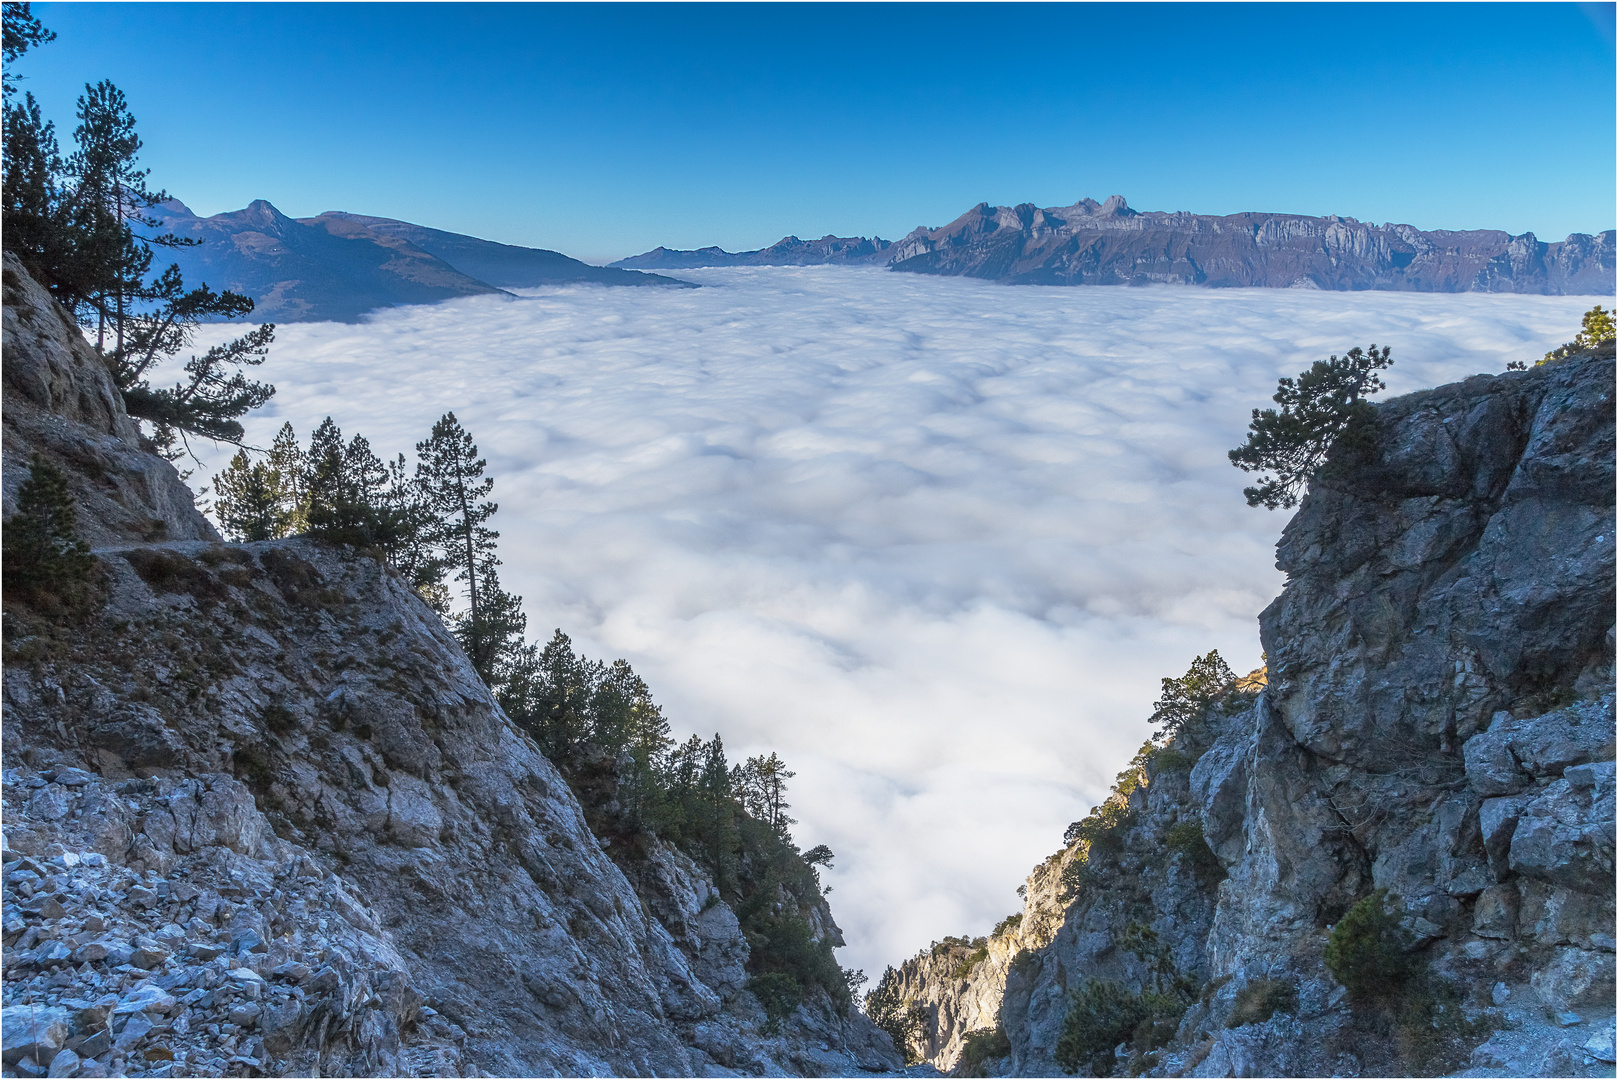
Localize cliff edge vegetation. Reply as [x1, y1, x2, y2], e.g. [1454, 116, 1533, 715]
[879, 321, 1616, 1078]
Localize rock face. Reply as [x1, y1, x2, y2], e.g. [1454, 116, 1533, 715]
[1, 251, 219, 547]
[0, 258, 901, 1077]
[615, 196, 1617, 294]
[886, 347, 1615, 1077]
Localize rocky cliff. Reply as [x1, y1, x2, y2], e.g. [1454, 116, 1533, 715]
[0, 258, 900, 1077]
[885, 345, 1616, 1077]
[1, 254, 218, 548]
[614, 196, 1617, 295]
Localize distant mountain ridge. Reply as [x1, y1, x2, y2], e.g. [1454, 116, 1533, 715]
[614, 234, 896, 269]
[151, 200, 691, 323]
[614, 196, 1618, 294]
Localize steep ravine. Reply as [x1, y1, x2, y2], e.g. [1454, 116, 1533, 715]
[0, 252, 902, 1078]
[887, 346, 1616, 1078]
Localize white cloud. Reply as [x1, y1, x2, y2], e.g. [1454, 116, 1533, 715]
[179, 269, 1605, 976]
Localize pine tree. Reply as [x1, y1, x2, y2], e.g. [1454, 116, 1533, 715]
[303, 418, 402, 548]
[455, 561, 527, 687]
[64, 79, 164, 353]
[381, 451, 447, 608]
[211, 449, 290, 541]
[3, 453, 94, 607]
[267, 423, 307, 533]
[415, 412, 498, 667]
[2, 92, 69, 289]
[114, 270, 275, 443]
[1228, 345, 1392, 510]
[2, 3, 53, 99]
[732, 753, 797, 835]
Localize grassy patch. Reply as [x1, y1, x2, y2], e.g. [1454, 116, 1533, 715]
[1226, 977, 1297, 1028]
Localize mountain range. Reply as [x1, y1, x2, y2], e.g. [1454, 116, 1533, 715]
[149, 200, 691, 323]
[614, 195, 1617, 294]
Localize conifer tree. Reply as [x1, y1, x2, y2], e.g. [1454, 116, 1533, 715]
[3, 453, 94, 606]
[2, 91, 68, 288]
[303, 418, 402, 548]
[415, 412, 498, 665]
[1229, 345, 1392, 509]
[267, 422, 307, 533]
[455, 560, 526, 687]
[732, 753, 797, 836]
[211, 449, 290, 541]
[2, 3, 54, 99]
[381, 451, 446, 608]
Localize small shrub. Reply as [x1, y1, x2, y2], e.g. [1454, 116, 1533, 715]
[1323, 890, 1423, 1005]
[993, 912, 1023, 938]
[1164, 821, 1226, 885]
[950, 944, 990, 979]
[1541, 304, 1616, 365]
[1055, 980, 1186, 1078]
[956, 1026, 1011, 1077]
[1226, 977, 1297, 1028]
[262, 703, 297, 735]
[123, 548, 227, 603]
[749, 971, 803, 1030]
[1151, 747, 1195, 772]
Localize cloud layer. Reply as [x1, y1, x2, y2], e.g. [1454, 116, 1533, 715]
[181, 269, 1602, 975]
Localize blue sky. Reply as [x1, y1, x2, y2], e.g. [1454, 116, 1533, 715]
[17, 2, 1617, 262]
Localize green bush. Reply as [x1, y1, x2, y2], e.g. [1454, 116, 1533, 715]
[749, 971, 804, 1030]
[993, 912, 1023, 938]
[1055, 980, 1186, 1077]
[956, 1026, 1011, 1077]
[1323, 890, 1423, 1004]
[1226, 978, 1297, 1028]
[950, 943, 990, 979]
[1541, 304, 1616, 365]
[1164, 821, 1226, 886]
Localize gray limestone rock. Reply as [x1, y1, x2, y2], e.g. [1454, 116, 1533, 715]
[888, 350, 1615, 1078]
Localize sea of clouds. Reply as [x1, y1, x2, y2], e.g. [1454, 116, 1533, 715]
[179, 268, 1601, 976]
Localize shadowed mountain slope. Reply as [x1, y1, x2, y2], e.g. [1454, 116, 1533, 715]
[315, 212, 691, 291]
[150, 201, 690, 323]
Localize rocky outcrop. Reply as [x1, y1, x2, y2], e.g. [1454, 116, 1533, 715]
[615, 196, 1617, 294]
[886, 197, 1616, 294]
[1, 252, 218, 547]
[886, 347, 1616, 1077]
[0, 257, 900, 1077]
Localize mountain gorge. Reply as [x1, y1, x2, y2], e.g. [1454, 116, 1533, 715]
[876, 339, 1617, 1077]
[1, 235, 1614, 1078]
[0, 252, 899, 1078]
[614, 196, 1617, 295]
